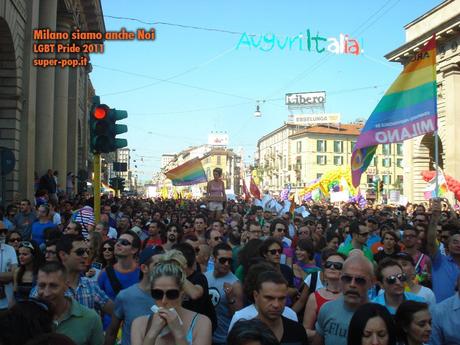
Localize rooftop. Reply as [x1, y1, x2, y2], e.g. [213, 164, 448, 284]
[289, 123, 363, 138]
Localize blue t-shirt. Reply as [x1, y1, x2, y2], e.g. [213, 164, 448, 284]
[113, 284, 154, 345]
[372, 291, 425, 314]
[204, 270, 239, 344]
[31, 220, 55, 247]
[431, 249, 460, 302]
[98, 266, 141, 300]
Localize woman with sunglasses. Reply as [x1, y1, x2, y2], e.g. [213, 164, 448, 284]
[13, 240, 43, 301]
[6, 230, 22, 257]
[131, 250, 212, 345]
[303, 251, 346, 340]
[97, 239, 116, 268]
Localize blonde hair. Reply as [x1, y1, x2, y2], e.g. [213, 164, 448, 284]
[149, 250, 187, 288]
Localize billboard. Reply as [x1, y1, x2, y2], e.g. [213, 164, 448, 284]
[287, 113, 341, 125]
[208, 133, 229, 146]
[285, 91, 326, 106]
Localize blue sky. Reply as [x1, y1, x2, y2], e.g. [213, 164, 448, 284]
[91, 0, 441, 181]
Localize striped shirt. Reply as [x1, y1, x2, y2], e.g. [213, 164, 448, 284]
[72, 206, 95, 239]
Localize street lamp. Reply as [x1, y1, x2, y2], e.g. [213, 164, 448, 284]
[254, 105, 261, 117]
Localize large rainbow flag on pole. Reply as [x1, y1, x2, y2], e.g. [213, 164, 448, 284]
[351, 35, 437, 187]
[165, 158, 207, 186]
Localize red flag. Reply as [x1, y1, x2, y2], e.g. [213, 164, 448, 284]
[250, 176, 261, 200]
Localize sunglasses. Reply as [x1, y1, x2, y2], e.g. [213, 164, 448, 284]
[385, 273, 407, 285]
[19, 241, 35, 252]
[218, 257, 233, 265]
[117, 239, 132, 246]
[214, 236, 222, 241]
[74, 248, 90, 256]
[340, 274, 367, 286]
[103, 247, 114, 252]
[358, 232, 369, 237]
[151, 289, 180, 300]
[268, 248, 283, 255]
[275, 227, 285, 232]
[324, 261, 343, 270]
[8, 237, 21, 243]
[195, 247, 200, 254]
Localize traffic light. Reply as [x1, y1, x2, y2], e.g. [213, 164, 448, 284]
[118, 178, 126, 192]
[109, 177, 126, 192]
[373, 179, 379, 192]
[379, 181, 384, 193]
[89, 96, 128, 154]
[90, 103, 111, 153]
[109, 177, 118, 190]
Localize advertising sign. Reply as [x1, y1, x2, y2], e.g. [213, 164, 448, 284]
[287, 113, 341, 125]
[285, 91, 326, 106]
[208, 133, 229, 146]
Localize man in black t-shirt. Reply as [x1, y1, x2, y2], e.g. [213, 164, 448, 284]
[173, 242, 217, 331]
[254, 271, 309, 345]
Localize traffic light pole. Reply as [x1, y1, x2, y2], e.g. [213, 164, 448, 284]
[94, 153, 101, 223]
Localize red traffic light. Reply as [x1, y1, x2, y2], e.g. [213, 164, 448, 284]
[93, 106, 109, 120]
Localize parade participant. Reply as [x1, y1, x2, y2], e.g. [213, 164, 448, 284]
[235, 239, 263, 281]
[0, 225, 18, 310]
[193, 214, 207, 242]
[395, 301, 432, 345]
[338, 221, 374, 262]
[394, 252, 436, 305]
[372, 258, 424, 314]
[347, 303, 396, 345]
[44, 239, 59, 262]
[206, 167, 227, 217]
[162, 223, 182, 251]
[131, 250, 212, 345]
[14, 199, 36, 240]
[31, 205, 56, 248]
[374, 230, 400, 263]
[64, 221, 83, 236]
[104, 245, 164, 345]
[401, 225, 431, 287]
[72, 200, 96, 239]
[98, 239, 116, 268]
[303, 252, 345, 340]
[144, 221, 163, 247]
[116, 216, 131, 236]
[426, 198, 460, 302]
[6, 230, 22, 257]
[227, 319, 279, 345]
[313, 255, 374, 345]
[253, 271, 309, 344]
[247, 221, 262, 241]
[270, 219, 293, 265]
[205, 243, 243, 345]
[293, 239, 321, 290]
[37, 262, 104, 345]
[13, 240, 43, 300]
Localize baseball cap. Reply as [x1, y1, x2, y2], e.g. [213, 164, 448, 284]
[139, 245, 164, 265]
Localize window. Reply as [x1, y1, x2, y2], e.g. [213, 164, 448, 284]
[317, 140, 327, 152]
[216, 155, 221, 165]
[383, 175, 391, 185]
[296, 156, 302, 171]
[317, 155, 326, 165]
[383, 158, 391, 167]
[333, 156, 343, 165]
[397, 143, 403, 156]
[397, 158, 403, 168]
[296, 141, 302, 153]
[382, 144, 391, 155]
[333, 141, 343, 153]
[317, 173, 323, 179]
[351, 141, 356, 151]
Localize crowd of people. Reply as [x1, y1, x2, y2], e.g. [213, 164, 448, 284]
[0, 171, 459, 345]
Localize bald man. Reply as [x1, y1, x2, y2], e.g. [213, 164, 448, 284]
[313, 255, 374, 345]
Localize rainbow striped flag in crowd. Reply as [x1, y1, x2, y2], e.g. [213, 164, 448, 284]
[424, 169, 448, 200]
[165, 158, 207, 186]
[351, 35, 438, 187]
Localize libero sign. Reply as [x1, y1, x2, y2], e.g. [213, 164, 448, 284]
[285, 91, 326, 106]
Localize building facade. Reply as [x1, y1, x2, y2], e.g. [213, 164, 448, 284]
[385, 0, 460, 203]
[0, 0, 104, 203]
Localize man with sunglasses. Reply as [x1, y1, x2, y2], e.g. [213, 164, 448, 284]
[338, 221, 374, 263]
[314, 255, 374, 345]
[205, 243, 243, 345]
[30, 234, 113, 317]
[104, 245, 164, 345]
[372, 258, 425, 314]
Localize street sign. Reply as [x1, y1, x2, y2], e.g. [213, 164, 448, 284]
[0, 147, 15, 175]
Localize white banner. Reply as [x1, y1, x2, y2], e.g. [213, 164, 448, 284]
[287, 113, 341, 125]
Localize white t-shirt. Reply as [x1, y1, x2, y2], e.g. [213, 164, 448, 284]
[0, 243, 18, 309]
[228, 303, 298, 332]
[107, 227, 118, 239]
[53, 212, 62, 226]
[415, 286, 436, 306]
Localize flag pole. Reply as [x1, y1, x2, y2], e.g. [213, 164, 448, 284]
[434, 131, 439, 198]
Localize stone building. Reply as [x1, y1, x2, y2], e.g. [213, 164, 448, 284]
[0, 0, 104, 203]
[385, 0, 460, 203]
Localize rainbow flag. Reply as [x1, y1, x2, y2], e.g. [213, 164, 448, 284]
[165, 158, 207, 186]
[424, 169, 448, 200]
[351, 35, 437, 187]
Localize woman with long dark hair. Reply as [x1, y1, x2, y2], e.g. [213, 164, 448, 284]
[97, 239, 116, 268]
[348, 303, 397, 345]
[13, 241, 43, 301]
[394, 301, 431, 345]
